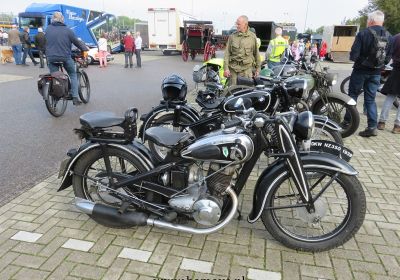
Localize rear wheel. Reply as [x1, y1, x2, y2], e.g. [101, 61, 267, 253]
[261, 167, 366, 252]
[45, 87, 68, 117]
[182, 41, 189, 62]
[72, 147, 150, 228]
[146, 113, 194, 162]
[312, 98, 360, 138]
[78, 70, 91, 103]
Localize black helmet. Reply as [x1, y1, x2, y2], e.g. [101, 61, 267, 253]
[161, 74, 187, 101]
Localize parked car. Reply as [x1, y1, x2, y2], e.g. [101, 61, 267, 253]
[86, 47, 114, 65]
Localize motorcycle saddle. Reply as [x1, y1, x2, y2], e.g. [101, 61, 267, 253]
[80, 112, 125, 129]
[145, 126, 189, 147]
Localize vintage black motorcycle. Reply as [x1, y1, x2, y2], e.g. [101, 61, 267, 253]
[140, 73, 343, 161]
[58, 102, 366, 252]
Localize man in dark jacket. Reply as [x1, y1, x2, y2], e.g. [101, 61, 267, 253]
[20, 26, 38, 66]
[344, 10, 392, 137]
[45, 12, 88, 105]
[34, 27, 46, 68]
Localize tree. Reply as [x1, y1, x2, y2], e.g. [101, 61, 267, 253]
[315, 26, 324, 34]
[304, 28, 314, 34]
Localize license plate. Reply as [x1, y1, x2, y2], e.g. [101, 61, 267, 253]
[58, 158, 70, 178]
[310, 140, 353, 162]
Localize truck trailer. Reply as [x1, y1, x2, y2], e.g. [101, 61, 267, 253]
[322, 25, 359, 62]
[248, 21, 277, 52]
[147, 8, 196, 54]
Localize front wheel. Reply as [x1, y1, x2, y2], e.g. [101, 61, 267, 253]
[45, 89, 68, 117]
[78, 70, 90, 103]
[261, 167, 366, 252]
[311, 122, 343, 144]
[312, 98, 360, 138]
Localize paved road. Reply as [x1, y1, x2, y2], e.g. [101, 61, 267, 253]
[0, 51, 200, 206]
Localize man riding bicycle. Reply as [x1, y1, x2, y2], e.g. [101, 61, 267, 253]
[45, 12, 88, 105]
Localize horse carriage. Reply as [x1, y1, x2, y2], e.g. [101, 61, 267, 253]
[181, 20, 222, 62]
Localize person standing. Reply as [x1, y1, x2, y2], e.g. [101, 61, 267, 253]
[298, 39, 305, 57]
[291, 40, 301, 61]
[223, 15, 260, 86]
[344, 10, 391, 137]
[377, 32, 400, 134]
[2, 30, 8, 46]
[135, 31, 142, 68]
[265, 27, 289, 69]
[34, 27, 46, 68]
[45, 12, 88, 105]
[123, 31, 134, 68]
[8, 24, 22, 65]
[98, 32, 108, 68]
[319, 41, 327, 61]
[20, 26, 38, 66]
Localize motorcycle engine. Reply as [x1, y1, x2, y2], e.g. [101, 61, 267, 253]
[167, 164, 230, 226]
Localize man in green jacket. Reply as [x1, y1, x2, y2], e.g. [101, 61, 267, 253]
[223, 15, 260, 85]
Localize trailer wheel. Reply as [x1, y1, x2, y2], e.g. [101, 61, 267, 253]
[182, 41, 189, 61]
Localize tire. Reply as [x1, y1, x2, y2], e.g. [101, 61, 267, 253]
[312, 98, 360, 138]
[146, 113, 194, 162]
[339, 76, 352, 95]
[72, 146, 150, 228]
[78, 70, 90, 104]
[312, 122, 343, 144]
[45, 87, 68, 117]
[261, 166, 366, 252]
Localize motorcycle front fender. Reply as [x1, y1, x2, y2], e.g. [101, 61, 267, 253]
[247, 152, 357, 223]
[138, 103, 200, 141]
[58, 141, 154, 192]
[313, 115, 342, 131]
[311, 91, 356, 108]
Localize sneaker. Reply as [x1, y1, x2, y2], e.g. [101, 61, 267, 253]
[392, 125, 400, 134]
[72, 98, 82, 106]
[358, 128, 378, 137]
[377, 122, 385, 130]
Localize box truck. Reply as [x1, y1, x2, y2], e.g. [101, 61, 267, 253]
[322, 25, 359, 62]
[147, 8, 196, 54]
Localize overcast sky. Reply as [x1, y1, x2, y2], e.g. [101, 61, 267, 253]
[3, 0, 369, 32]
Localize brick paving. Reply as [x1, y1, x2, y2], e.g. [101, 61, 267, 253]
[0, 104, 399, 279]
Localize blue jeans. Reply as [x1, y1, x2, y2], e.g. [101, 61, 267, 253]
[22, 47, 37, 65]
[345, 70, 380, 129]
[48, 57, 78, 98]
[12, 44, 22, 65]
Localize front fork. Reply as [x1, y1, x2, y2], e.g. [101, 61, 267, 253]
[274, 120, 314, 210]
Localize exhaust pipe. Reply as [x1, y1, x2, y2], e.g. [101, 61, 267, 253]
[74, 198, 148, 227]
[74, 187, 238, 234]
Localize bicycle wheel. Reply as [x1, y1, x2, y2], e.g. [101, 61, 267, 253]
[78, 70, 90, 104]
[45, 88, 68, 117]
[261, 167, 366, 252]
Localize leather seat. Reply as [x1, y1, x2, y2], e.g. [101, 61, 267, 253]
[80, 112, 125, 129]
[145, 127, 189, 147]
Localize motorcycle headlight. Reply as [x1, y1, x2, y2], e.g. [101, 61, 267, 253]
[325, 73, 338, 86]
[293, 111, 315, 140]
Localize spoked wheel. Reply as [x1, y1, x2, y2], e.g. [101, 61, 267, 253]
[204, 41, 211, 62]
[312, 98, 360, 138]
[72, 147, 151, 228]
[78, 70, 91, 104]
[311, 122, 343, 144]
[147, 113, 194, 162]
[261, 167, 366, 252]
[182, 41, 189, 62]
[45, 92, 68, 117]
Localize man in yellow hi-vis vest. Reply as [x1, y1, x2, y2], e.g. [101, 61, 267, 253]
[265, 27, 289, 69]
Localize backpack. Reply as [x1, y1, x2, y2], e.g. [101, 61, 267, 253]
[362, 28, 390, 69]
[50, 71, 69, 98]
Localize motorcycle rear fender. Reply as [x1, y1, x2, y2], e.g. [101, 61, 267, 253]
[58, 141, 154, 191]
[311, 91, 356, 108]
[247, 153, 357, 223]
[313, 115, 342, 131]
[138, 103, 200, 141]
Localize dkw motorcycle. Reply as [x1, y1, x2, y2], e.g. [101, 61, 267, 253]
[58, 103, 366, 252]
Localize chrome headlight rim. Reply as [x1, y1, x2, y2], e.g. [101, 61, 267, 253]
[293, 111, 315, 140]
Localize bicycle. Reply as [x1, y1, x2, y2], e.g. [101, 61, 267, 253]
[38, 52, 90, 117]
